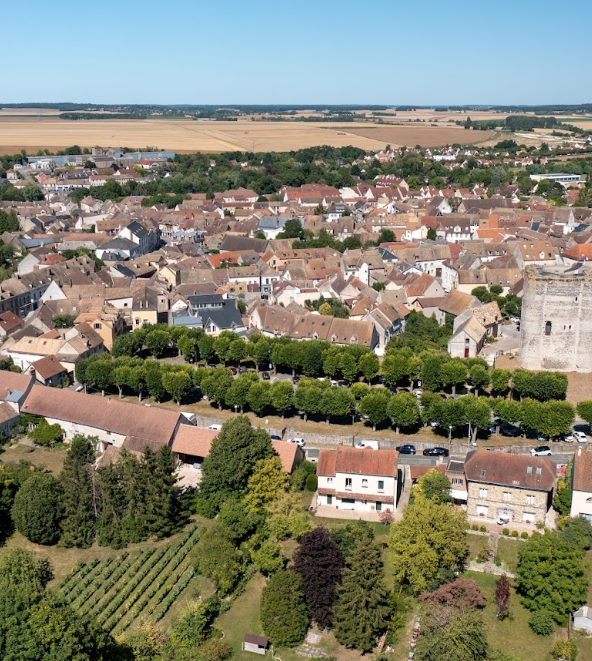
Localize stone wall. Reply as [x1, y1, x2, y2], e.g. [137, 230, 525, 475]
[521, 265, 592, 372]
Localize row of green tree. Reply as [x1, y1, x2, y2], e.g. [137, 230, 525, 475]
[103, 324, 568, 402]
[5, 435, 183, 549]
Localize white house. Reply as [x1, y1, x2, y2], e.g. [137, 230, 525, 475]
[316, 447, 398, 516]
[570, 447, 592, 524]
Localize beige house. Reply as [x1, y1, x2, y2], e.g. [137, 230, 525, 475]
[21, 384, 181, 452]
[465, 450, 556, 526]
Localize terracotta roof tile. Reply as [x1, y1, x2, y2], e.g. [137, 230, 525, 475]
[573, 448, 592, 493]
[465, 450, 555, 492]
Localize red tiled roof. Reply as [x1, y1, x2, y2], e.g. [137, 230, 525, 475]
[465, 449, 555, 492]
[573, 448, 592, 493]
[318, 447, 397, 478]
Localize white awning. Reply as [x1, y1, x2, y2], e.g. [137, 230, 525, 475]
[450, 489, 468, 501]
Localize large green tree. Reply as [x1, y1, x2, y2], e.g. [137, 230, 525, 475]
[332, 537, 390, 652]
[11, 473, 62, 545]
[260, 570, 310, 647]
[515, 530, 589, 623]
[386, 392, 420, 433]
[198, 417, 273, 512]
[416, 605, 489, 661]
[388, 493, 468, 593]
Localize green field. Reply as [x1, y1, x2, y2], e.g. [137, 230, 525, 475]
[58, 525, 204, 635]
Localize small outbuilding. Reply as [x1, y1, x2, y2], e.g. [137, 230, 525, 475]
[573, 605, 592, 632]
[243, 634, 269, 655]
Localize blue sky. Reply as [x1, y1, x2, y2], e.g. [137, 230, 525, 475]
[3, 0, 591, 105]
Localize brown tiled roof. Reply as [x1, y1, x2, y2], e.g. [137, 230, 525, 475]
[0, 311, 23, 333]
[439, 289, 476, 316]
[318, 447, 397, 478]
[410, 464, 446, 480]
[21, 386, 180, 447]
[0, 370, 34, 400]
[172, 425, 219, 456]
[465, 450, 555, 492]
[318, 449, 337, 477]
[0, 401, 19, 425]
[31, 355, 67, 380]
[573, 448, 592, 493]
[170, 427, 298, 473]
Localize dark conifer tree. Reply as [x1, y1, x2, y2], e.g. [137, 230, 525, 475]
[59, 435, 97, 548]
[293, 526, 344, 629]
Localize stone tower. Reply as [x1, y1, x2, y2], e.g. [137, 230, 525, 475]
[520, 264, 592, 373]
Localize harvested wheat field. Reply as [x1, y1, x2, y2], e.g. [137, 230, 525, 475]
[0, 116, 492, 154]
[340, 125, 493, 147]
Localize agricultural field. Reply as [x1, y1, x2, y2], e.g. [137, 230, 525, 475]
[58, 524, 203, 635]
[340, 125, 493, 148]
[0, 116, 492, 154]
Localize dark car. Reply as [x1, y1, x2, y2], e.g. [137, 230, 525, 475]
[262, 372, 271, 380]
[500, 423, 522, 437]
[270, 434, 282, 441]
[397, 444, 416, 455]
[423, 447, 449, 457]
[229, 366, 237, 375]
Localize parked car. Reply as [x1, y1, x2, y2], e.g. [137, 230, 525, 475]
[330, 379, 339, 386]
[288, 437, 305, 447]
[229, 366, 237, 375]
[397, 444, 416, 455]
[238, 366, 247, 374]
[496, 515, 510, 525]
[208, 424, 222, 431]
[262, 372, 270, 380]
[569, 430, 588, 443]
[510, 317, 520, 324]
[499, 423, 522, 437]
[356, 440, 379, 450]
[422, 447, 449, 457]
[270, 434, 282, 441]
[530, 445, 552, 456]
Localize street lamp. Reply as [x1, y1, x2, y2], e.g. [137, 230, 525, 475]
[448, 425, 452, 445]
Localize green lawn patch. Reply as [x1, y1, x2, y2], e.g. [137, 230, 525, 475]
[467, 532, 489, 560]
[216, 573, 267, 660]
[496, 537, 520, 572]
[465, 570, 554, 660]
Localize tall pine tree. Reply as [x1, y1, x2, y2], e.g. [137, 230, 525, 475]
[332, 537, 390, 652]
[96, 463, 126, 549]
[59, 435, 97, 548]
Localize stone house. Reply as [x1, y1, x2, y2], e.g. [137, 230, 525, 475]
[464, 450, 556, 526]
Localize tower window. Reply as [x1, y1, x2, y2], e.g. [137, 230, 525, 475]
[545, 321, 552, 336]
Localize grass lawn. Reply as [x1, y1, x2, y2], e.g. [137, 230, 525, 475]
[496, 537, 520, 572]
[1, 442, 67, 474]
[216, 573, 267, 660]
[467, 532, 489, 561]
[466, 570, 558, 660]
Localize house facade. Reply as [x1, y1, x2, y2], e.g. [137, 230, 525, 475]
[465, 450, 555, 526]
[570, 448, 592, 524]
[317, 447, 398, 515]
